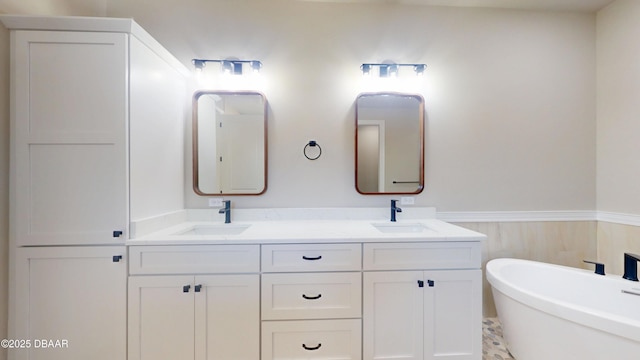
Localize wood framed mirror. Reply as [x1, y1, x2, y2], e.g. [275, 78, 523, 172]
[193, 91, 267, 195]
[355, 92, 424, 194]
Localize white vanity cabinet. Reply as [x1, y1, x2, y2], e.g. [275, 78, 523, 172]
[363, 242, 482, 360]
[14, 246, 127, 360]
[127, 245, 261, 360]
[125, 220, 484, 360]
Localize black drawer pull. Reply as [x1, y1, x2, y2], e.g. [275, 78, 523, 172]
[302, 255, 322, 261]
[302, 343, 321, 351]
[195, 284, 202, 293]
[113, 230, 123, 238]
[183, 285, 191, 293]
[302, 293, 322, 300]
[112, 255, 123, 263]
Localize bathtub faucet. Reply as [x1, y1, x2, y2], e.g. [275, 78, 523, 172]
[583, 260, 605, 275]
[622, 253, 640, 282]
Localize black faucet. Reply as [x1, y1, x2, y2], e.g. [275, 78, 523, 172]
[583, 260, 605, 275]
[218, 200, 231, 224]
[390, 199, 402, 222]
[623, 253, 640, 281]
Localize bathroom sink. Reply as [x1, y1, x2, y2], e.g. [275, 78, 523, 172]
[371, 222, 432, 234]
[175, 224, 250, 236]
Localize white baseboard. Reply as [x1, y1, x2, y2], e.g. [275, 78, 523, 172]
[596, 211, 640, 227]
[437, 210, 597, 223]
[438, 210, 640, 227]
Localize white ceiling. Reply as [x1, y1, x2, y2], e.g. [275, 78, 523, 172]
[299, 0, 616, 12]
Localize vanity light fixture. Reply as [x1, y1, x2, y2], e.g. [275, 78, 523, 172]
[250, 60, 262, 73]
[192, 58, 263, 75]
[361, 64, 372, 76]
[389, 64, 399, 77]
[379, 64, 390, 77]
[193, 59, 207, 72]
[222, 60, 234, 74]
[361, 63, 427, 77]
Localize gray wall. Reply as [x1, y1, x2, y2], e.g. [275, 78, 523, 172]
[104, 0, 597, 211]
[597, 0, 640, 214]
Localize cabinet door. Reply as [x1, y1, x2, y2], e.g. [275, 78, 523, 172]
[424, 270, 482, 360]
[363, 271, 424, 360]
[195, 274, 260, 360]
[128, 275, 196, 360]
[12, 30, 128, 246]
[13, 246, 126, 360]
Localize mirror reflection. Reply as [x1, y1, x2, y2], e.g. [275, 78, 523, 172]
[355, 92, 424, 194]
[193, 91, 267, 195]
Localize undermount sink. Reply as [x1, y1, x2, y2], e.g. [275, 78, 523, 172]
[371, 222, 432, 234]
[175, 224, 250, 236]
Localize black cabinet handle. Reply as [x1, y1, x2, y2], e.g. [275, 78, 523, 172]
[112, 255, 123, 263]
[113, 230, 123, 238]
[417, 280, 424, 288]
[428, 280, 435, 287]
[195, 284, 202, 293]
[302, 294, 322, 300]
[302, 343, 321, 351]
[183, 285, 191, 293]
[302, 255, 322, 261]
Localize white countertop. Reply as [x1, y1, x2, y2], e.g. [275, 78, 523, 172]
[128, 216, 485, 246]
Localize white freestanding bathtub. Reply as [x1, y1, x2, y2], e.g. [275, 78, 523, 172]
[486, 258, 640, 360]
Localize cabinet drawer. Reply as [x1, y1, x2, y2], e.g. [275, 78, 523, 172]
[261, 243, 361, 272]
[261, 319, 361, 360]
[363, 242, 481, 270]
[262, 272, 361, 320]
[129, 245, 259, 274]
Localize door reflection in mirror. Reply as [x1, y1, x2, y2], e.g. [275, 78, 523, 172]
[193, 91, 267, 195]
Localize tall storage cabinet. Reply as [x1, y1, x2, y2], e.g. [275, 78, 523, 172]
[12, 30, 129, 246]
[2, 15, 187, 360]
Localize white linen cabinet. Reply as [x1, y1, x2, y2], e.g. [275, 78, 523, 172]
[10, 28, 129, 246]
[2, 15, 187, 360]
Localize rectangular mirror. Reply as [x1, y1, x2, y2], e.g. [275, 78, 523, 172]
[355, 92, 424, 194]
[193, 91, 267, 195]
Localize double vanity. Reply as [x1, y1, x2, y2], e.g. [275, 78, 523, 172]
[2, 15, 485, 360]
[126, 208, 485, 360]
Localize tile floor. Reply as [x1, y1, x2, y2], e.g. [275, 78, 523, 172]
[483, 317, 515, 360]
